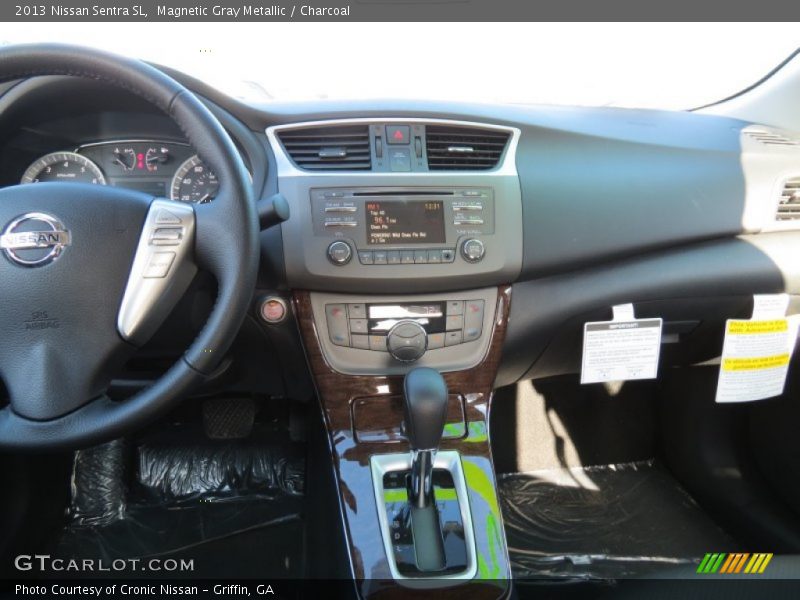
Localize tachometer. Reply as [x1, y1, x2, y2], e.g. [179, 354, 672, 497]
[21, 151, 106, 185]
[169, 155, 219, 204]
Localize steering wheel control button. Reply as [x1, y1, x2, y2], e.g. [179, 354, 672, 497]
[327, 240, 352, 265]
[386, 125, 410, 145]
[259, 296, 288, 324]
[461, 238, 485, 263]
[150, 226, 184, 246]
[154, 208, 183, 225]
[118, 199, 197, 345]
[325, 303, 350, 346]
[387, 320, 428, 362]
[1, 212, 71, 267]
[143, 251, 176, 279]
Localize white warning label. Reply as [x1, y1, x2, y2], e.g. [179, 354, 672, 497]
[581, 313, 663, 384]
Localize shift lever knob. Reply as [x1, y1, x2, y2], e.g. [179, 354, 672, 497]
[403, 367, 448, 509]
[403, 367, 448, 451]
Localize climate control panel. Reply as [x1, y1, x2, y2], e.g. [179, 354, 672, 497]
[309, 288, 498, 375]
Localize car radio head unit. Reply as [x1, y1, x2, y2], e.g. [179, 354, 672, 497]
[311, 187, 495, 266]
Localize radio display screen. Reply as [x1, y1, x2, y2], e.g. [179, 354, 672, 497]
[366, 200, 446, 245]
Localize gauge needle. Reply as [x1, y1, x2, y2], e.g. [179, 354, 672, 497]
[198, 193, 212, 203]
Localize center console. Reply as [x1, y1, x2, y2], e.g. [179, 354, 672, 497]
[269, 118, 517, 597]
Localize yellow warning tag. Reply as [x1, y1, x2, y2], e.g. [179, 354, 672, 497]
[727, 320, 788, 335]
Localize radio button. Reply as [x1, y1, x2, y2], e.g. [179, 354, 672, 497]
[445, 331, 463, 346]
[427, 250, 442, 264]
[428, 333, 445, 349]
[358, 251, 374, 265]
[374, 250, 388, 264]
[327, 241, 352, 265]
[401, 250, 415, 264]
[461, 239, 485, 263]
[351, 334, 370, 350]
[387, 250, 401, 265]
[414, 250, 428, 264]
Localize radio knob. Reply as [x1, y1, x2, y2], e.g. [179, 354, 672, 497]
[327, 240, 352, 265]
[461, 238, 485, 263]
[386, 320, 428, 363]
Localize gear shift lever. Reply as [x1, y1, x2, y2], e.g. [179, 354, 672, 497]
[403, 367, 448, 509]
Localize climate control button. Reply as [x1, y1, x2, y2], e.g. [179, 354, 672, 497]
[386, 320, 428, 362]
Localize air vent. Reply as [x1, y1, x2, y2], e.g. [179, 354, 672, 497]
[777, 177, 800, 220]
[426, 125, 510, 170]
[278, 125, 371, 170]
[745, 130, 800, 147]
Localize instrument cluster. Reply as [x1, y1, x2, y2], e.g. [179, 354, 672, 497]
[20, 140, 219, 204]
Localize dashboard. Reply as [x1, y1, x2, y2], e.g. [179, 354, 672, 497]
[2, 71, 800, 394]
[19, 140, 219, 203]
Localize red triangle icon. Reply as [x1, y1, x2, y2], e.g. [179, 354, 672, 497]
[393, 130, 404, 140]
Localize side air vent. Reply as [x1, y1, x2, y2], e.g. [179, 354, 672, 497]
[745, 130, 800, 147]
[277, 125, 371, 170]
[426, 126, 510, 170]
[777, 177, 800, 220]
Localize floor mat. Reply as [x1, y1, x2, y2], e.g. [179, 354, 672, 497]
[52, 421, 306, 579]
[499, 460, 738, 580]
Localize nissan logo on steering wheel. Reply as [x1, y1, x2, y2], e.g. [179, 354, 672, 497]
[0, 212, 71, 267]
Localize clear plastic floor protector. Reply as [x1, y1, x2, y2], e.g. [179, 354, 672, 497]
[54, 428, 305, 576]
[498, 460, 737, 580]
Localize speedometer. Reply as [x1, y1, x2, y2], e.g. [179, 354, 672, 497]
[169, 155, 219, 204]
[21, 152, 106, 185]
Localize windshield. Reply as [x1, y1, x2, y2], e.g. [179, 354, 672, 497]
[1, 22, 797, 110]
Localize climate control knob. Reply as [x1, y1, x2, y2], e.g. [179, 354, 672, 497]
[327, 240, 352, 265]
[386, 320, 428, 363]
[461, 238, 485, 263]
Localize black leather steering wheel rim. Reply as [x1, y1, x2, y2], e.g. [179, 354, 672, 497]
[0, 44, 259, 450]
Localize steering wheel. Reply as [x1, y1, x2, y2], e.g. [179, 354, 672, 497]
[0, 44, 259, 450]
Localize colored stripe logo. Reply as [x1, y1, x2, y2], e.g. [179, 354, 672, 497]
[697, 553, 773, 574]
